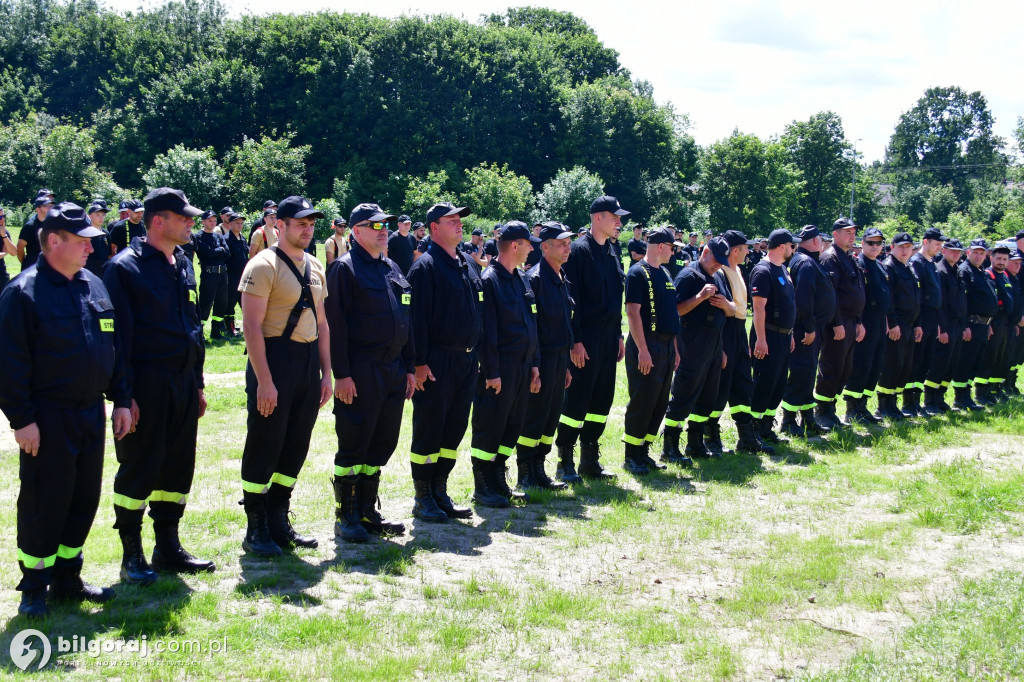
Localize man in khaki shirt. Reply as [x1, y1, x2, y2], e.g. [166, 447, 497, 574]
[237, 195, 332, 557]
[249, 208, 279, 257]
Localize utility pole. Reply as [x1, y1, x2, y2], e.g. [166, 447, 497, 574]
[850, 138, 862, 220]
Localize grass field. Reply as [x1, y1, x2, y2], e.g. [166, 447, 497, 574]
[1, 238, 1024, 679]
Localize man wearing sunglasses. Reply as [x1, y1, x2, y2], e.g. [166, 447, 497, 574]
[843, 227, 891, 423]
[325, 204, 414, 542]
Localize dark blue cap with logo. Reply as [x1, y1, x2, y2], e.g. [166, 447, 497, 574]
[34, 196, 54, 208]
[349, 203, 394, 225]
[969, 238, 989, 250]
[707, 237, 731, 265]
[499, 220, 541, 243]
[646, 227, 676, 245]
[767, 229, 798, 248]
[539, 222, 574, 241]
[144, 188, 202, 217]
[397, 214, 412, 223]
[797, 225, 820, 242]
[41, 202, 104, 238]
[589, 195, 629, 216]
[277, 196, 325, 220]
[891, 232, 914, 246]
[944, 238, 964, 250]
[87, 200, 109, 214]
[862, 227, 884, 240]
[425, 202, 471, 225]
[200, 209, 216, 220]
[721, 230, 756, 247]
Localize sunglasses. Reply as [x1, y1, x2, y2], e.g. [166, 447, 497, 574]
[356, 221, 387, 231]
[863, 240, 883, 246]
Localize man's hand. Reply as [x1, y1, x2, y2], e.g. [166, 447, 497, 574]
[198, 389, 207, 418]
[855, 323, 866, 343]
[833, 324, 846, 341]
[914, 326, 923, 343]
[112, 407, 132, 440]
[963, 327, 972, 342]
[335, 376, 357, 405]
[256, 379, 278, 417]
[754, 337, 769, 359]
[699, 283, 717, 299]
[790, 335, 795, 352]
[570, 342, 589, 369]
[319, 376, 332, 408]
[564, 369, 572, 389]
[709, 294, 729, 309]
[530, 367, 541, 394]
[414, 364, 435, 391]
[405, 374, 416, 400]
[937, 331, 949, 345]
[637, 347, 653, 375]
[802, 330, 816, 345]
[485, 377, 502, 394]
[722, 350, 728, 369]
[15, 423, 40, 456]
[888, 325, 901, 341]
[130, 399, 140, 432]
[616, 337, 625, 362]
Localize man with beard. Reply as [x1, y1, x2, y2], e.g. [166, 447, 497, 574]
[977, 244, 1015, 403]
[875, 233, 921, 421]
[923, 239, 967, 413]
[952, 240, 998, 411]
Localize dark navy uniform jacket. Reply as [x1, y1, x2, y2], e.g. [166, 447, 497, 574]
[857, 253, 891, 323]
[789, 248, 836, 332]
[1006, 270, 1023, 328]
[909, 251, 943, 329]
[675, 260, 725, 330]
[85, 229, 111, 277]
[563, 232, 623, 339]
[407, 241, 483, 365]
[987, 266, 1015, 326]
[0, 256, 131, 429]
[820, 245, 865, 327]
[103, 240, 205, 389]
[109, 219, 146, 253]
[883, 257, 920, 327]
[479, 260, 540, 379]
[626, 260, 680, 336]
[526, 257, 574, 352]
[195, 230, 229, 267]
[959, 261, 998, 319]
[325, 237, 414, 379]
[936, 257, 967, 330]
[749, 260, 797, 331]
[19, 213, 41, 271]
[225, 232, 249, 273]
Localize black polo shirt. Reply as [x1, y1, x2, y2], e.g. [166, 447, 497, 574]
[626, 260, 680, 336]
[675, 260, 725, 330]
[407, 241, 483, 364]
[479, 261, 539, 379]
[526, 257, 574, 352]
[387, 230, 415, 275]
[750, 260, 797, 330]
[562, 231, 624, 339]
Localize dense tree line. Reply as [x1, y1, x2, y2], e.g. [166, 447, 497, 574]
[0, 0, 1021, 239]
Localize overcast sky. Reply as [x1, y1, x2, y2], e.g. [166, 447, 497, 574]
[105, 0, 1024, 164]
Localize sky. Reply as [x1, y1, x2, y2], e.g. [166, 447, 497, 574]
[103, 0, 1024, 164]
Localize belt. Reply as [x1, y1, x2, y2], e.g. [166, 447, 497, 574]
[650, 332, 675, 342]
[202, 265, 227, 274]
[436, 344, 476, 354]
[968, 315, 993, 325]
[765, 323, 792, 335]
[681, 315, 718, 328]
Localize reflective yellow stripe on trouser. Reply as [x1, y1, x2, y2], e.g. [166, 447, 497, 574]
[242, 479, 270, 494]
[471, 448, 497, 461]
[622, 433, 645, 446]
[113, 493, 147, 510]
[18, 549, 56, 570]
[559, 414, 584, 429]
[410, 452, 439, 465]
[150, 490, 189, 504]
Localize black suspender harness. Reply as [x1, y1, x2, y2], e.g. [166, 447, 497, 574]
[271, 246, 318, 341]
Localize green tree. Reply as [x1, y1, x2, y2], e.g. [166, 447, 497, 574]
[781, 111, 852, 226]
[225, 132, 309, 211]
[461, 162, 534, 221]
[923, 185, 958, 225]
[404, 170, 456, 223]
[0, 113, 46, 203]
[312, 198, 340, 241]
[141, 145, 224, 209]
[41, 123, 100, 204]
[534, 166, 604, 228]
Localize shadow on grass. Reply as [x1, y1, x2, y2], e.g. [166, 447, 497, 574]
[236, 551, 326, 605]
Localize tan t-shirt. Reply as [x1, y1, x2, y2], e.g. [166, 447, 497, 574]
[325, 233, 349, 261]
[251, 225, 279, 253]
[722, 265, 747, 320]
[238, 248, 327, 343]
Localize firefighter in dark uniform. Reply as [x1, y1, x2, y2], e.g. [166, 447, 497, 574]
[843, 228, 890, 423]
[875, 232, 921, 421]
[622, 227, 681, 474]
[237, 196, 330, 556]
[224, 210, 249, 337]
[781, 226, 835, 437]
[905, 227, 946, 415]
[103, 188, 214, 584]
[556, 196, 628, 480]
[17, 193, 53, 271]
[517, 223, 574, 490]
[814, 217, 865, 429]
[924, 238, 967, 413]
[84, 200, 111, 277]
[325, 203, 415, 543]
[0, 207, 14, 290]
[661, 238, 732, 462]
[682, 232, 700, 261]
[626, 226, 647, 263]
[195, 209, 231, 340]
[108, 200, 146, 255]
[1005, 251, 1024, 394]
[710, 230, 763, 455]
[664, 230, 688, 280]
[749, 229, 798, 448]
[407, 202, 481, 523]
[0, 202, 133, 618]
[525, 223, 544, 269]
[471, 221, 540, 507]
[978, 244, 1014, 404]
[952, 240, 998, 410]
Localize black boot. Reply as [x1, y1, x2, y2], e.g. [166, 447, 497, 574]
[531, 448, 567, 490]
[975, 383, 994, 406]
[555, 444, 583, 484]
[844, 397, 868, 425]
[660, 425, 690, 466]
[493, 458, 529, 502]
[119, 530, 158, 585]
[935, 386, 952, 412]
[333, 475, 370, 543]
[358, 472, 405, 536]
[902, 388, 921, 417]
[151, 520, 215, 573]
[516, 446, 537, 489]
[801, 408, 829, 436]
[578, 441, 615, 479]
[431, 463, 472, 519]
[953, 386, 982, 412]
[413, 478, 449, 523]
[242, 493, 283, 557]
[50, 558, 114, 604]
[759, 414, 785, 444]
[922, 387, 943, 416]
[736, 420, 774, 455]
[209, 319, 224, 340]
[623, 443, 650, 475]
[19, 589, 48, 618]
[266, 485, 318, 549]
[703, 420, 727, 458]
[639, 440, 668, 470]
[814, 402, 839, 431]
[781, 409, 803, 437]
[471, 458, 510, 508]
[857, 396, 882, 424]
[684, 421, 710, 459]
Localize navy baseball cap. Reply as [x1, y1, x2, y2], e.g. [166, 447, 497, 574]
[499, 220, 541, 243]
[263, 200, 277, 209]
[200, 210, 216, 220]
[128, 199, 144, 211]
[349, 203, 394, 225]
[862, 227, 884, 240]
[144, 188, 202, 217]
[922, 227, 948, 241]
[41, 202, 104, 238]
[471, 228, 483, 236]
[36, 188, 54, 198]
[34, 196, 54, 208]
[767, 229, 798, 248]
[87, 200, 109, 214]
[118, 201, 130, 211]
[228, 212, 244, 222]
[833, 217, 858, 231]
[944, 238, 965, 251]
[412, 221, 424, 229]
[891, 232, 914, 246]
[721, 230, 756, 248]
[397, 214, 412, 223]
[220, 206, 233, 215]
[333, 217, 347, 226]
[263, 207, 277, 217]
[1015, 230, 1024, 241]
[539, 222, 574, 241]
[992, 243, 1011, 255]
[278, 196, 325, 220]
[969, 238, 989, 250]
[707, 237, 731, 265]
[589, 195, 629, 216]
[1011, 250, 1023, 261]
[797, 225, 821, 242]
[425, 202, 471, 225]
[646, 227, 676, 245]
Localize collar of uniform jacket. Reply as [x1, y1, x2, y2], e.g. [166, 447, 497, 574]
[350, 234, 383, 265]
[137, 239, 185, 262]
[37, 253, 90, 284]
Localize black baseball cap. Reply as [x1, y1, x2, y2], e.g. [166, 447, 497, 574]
[922, 227, 948, 241]
[589, 195, 629, 216]
[721, 230, 756, 248]
[333, 217, 347, 226]
[862, 227, 884, 240]
[263, 200, 277, 209]
[943, 238, 965, 251]
[891, 232, 914, 246]
[36, 188, 54, 198]
[797, 225, 820, 242]
[499, 220, 541, 243]
[425, 203, 471, 225]
[128, 199, 144, 212]
[412, 221, 424, 229]
[228, 212, 244, 222]
[707, 237, 731, 265]
[200, 210, 216, 220]
[349, 203, 394, 226]
[539, 222, 574, 241]
[646, 227, 676, 245]
[143, 188, 202, 217]
[34, 196, 54, 208]
[767, 229, 798, 248]
[41, 202, 104, 238]
[118, 201, 130, 211]
[87, 200, 109, 214]
[1011, 250, 1023, 261]
[277, 196, 325, 220]
[833, 217, 858, 231]
[397, 214, 412, 223]
[220, 206, 233, 215]
[1015, 230, 1024, 241]
[471, 228, 483, 236]
[263, 207, 277, 217]
[969, 238, 989, 250]
[992, 243, 1011, 255]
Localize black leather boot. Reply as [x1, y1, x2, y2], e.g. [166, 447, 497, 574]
[639, 441, 668, 470]
[623, 443, 650, 475]
[152, 520, 216, 573]
[242, 493, 283, 557]
[660, 425, 689, 465]
[736, 421, 774, 455]
[358, 472, 405, 536]
[431, 465, 472, 519]
[493, 458, 529, 502]
[413, 478, 449, 523]
[684, 421, 710, 459]
[119, 530, 158, 585]
[953, 386, 982, 412]
[759, 414, 785, 444]
[50, 558, 114, 604]
[334, 475, 370, 543]
[902, 388, 921, 417]
[555, 444, 583, 484]
[857, 396, 882, 424]
[266, 486, 318, 549]
[781, 409, 803, 437]
[802, 408, 829, 436]
[18, 589, 48, 618]
[922, 387, 943, 416]
[814, 402, 839, 430]
[531, 448, 567, 490]
[703, 420, 726, 458]
[578, 441, 615, 479]
[471, 457, 510, 508]
[516, 446, 537, 489]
